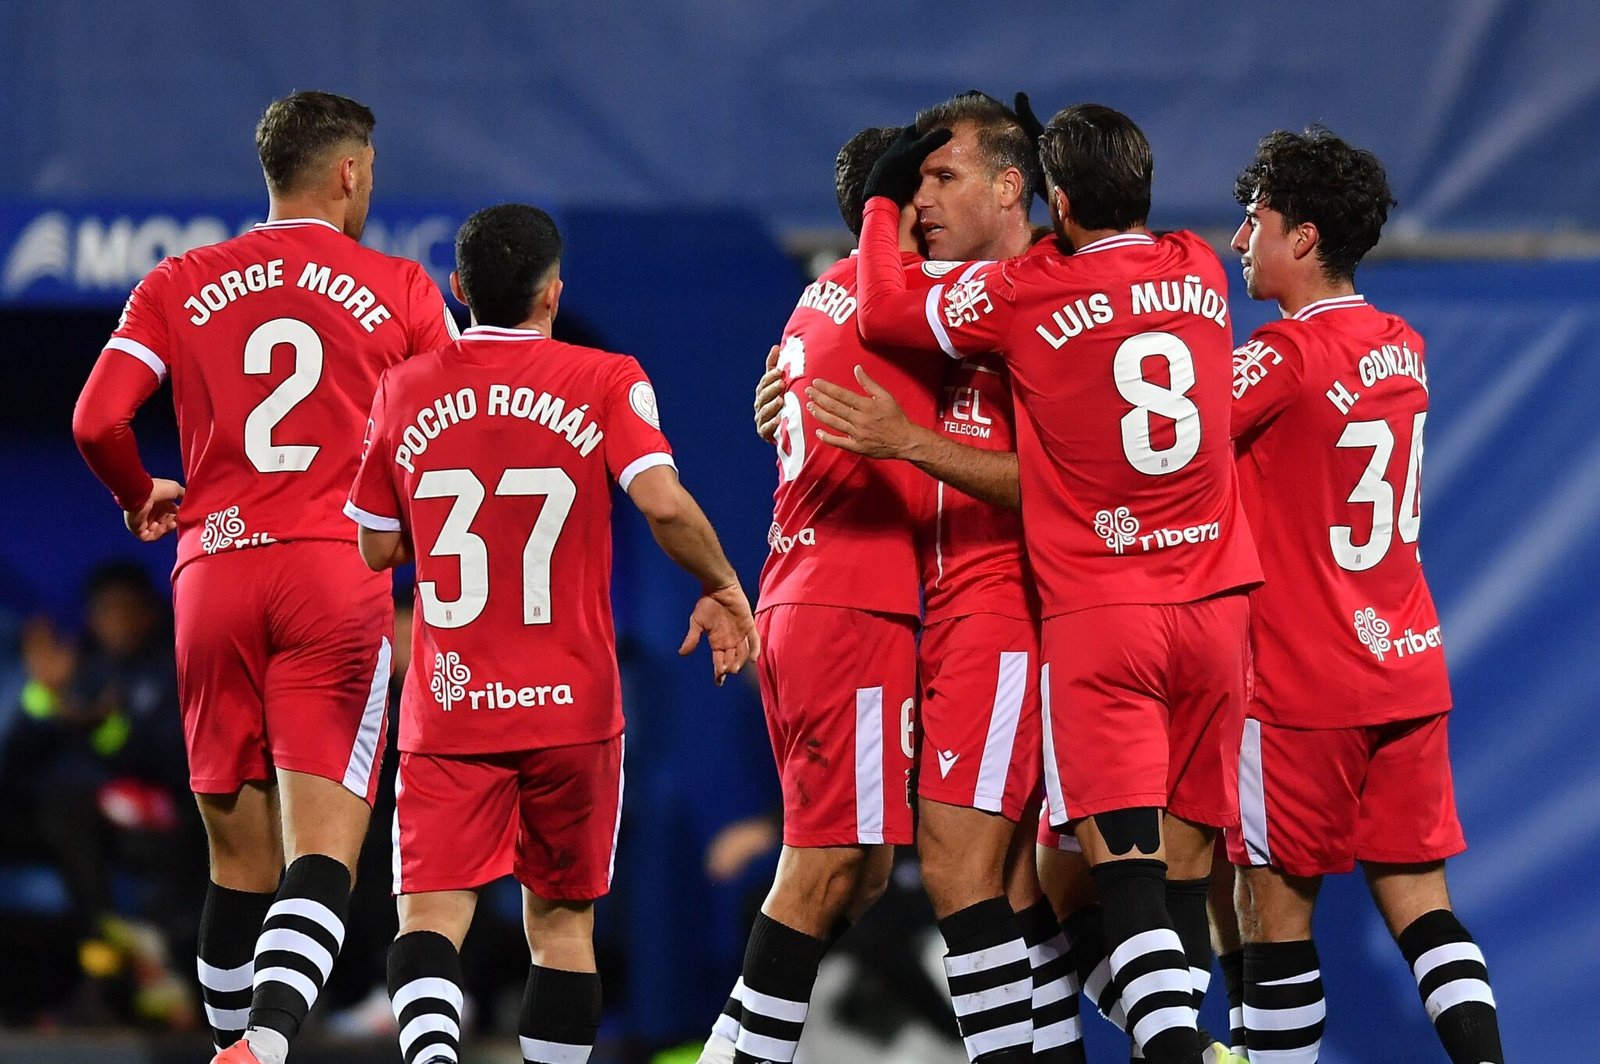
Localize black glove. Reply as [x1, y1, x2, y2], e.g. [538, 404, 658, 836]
[1013, 92, 1044, 142]
[863, 124, 954, 206]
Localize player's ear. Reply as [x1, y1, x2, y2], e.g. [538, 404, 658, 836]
[448, 271, 466, 306]
[1292, 222, 1321, 262]
[1051, 185, 1071, 226]
[544, 276, 563, 322]
[339, 154, 358, 198]
[997, 166, 1025, 210]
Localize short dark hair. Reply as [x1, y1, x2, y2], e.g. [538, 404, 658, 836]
[255, 91, 376, 194]
[1235, 127, 1395, 281]
[835, 127, 901, 236]
[915, 91, 1041, 206]
[455, 204, 563, 329]
[1038, 104, 1152, 231]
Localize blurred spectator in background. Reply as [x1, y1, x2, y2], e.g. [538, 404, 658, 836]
[0, 562, 203, 1031]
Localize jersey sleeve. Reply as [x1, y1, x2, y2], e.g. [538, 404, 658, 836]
[1231, 323, 1307, 440]
[345, 376, 405, 532]
[404, 263, 460, 357]
[72, 266, 177, 510]
[602, 358, 676, 490]
[855, 197, 1008, 359]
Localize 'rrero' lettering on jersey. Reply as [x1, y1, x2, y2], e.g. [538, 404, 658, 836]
[294, 261, 393, 333]
[796, 278, 857, 325]
[182, 259, 285, 326]
[1129, 274, 1229, 327]
[393, 384, 605, 473]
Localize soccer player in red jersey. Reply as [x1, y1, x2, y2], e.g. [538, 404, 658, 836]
[726, 96, 1086, 1064]
[347, 204, 757, 1064]
[1226, 129, 1505, 1064]
[855, 105, 1262, 1064]
[71, 91, 458, 1064]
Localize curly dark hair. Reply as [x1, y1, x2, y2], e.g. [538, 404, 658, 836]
[835, 127, 902, 236]
[915, 91, 1042, 207]
[1235, 127, 1396, 281]
[1038, 104, 1152, 231]
[455, 204, 562, 328]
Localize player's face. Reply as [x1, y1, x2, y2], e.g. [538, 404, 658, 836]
[912, 122, 1005, 261]
[1232, 200, 1290, 301]
[344, 144, 376, 241]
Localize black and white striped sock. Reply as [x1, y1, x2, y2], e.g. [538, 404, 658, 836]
[1217, 949, 1246, 1050]
[939, 897, 1035, 1062]
[1015, 899, 1086, 1063]
[708, 983, 742, 1048]
[1242, 939, 1324, 1064]
[388, 931, 465, 1064]
[520, 965, 601, 1064]
[1165, 879, 1214, 1014]
[247, 854, 350, 1050]
[196, 882, 275, 1052]
[1091, 860, 1199, 1064]
[1061, 904, 1126, 1032]
[731, 915, 829, 1064]
[1397, 909, 1504, 1064]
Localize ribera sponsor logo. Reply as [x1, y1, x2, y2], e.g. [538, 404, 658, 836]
[430, 651, 574, 711]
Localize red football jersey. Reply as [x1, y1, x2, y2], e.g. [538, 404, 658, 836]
[101, 218, 456, 573]
[347, 325, 674, 755]
[1232, 295, 1451, 727]
[920, 354, 1035, 624]
[757, 253, 942, 617]
[857, 199, 1262, 617]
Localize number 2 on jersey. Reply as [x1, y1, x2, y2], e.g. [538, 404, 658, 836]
[243, 317, 324, 473]
[415, 467, 577, 629]
[1331, 413, 1424, 571]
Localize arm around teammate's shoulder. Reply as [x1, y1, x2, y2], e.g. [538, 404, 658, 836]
[625, 465, 760, 684]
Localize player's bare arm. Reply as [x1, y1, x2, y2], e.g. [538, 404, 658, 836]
[355, 524, 414, 570]
[625, 464, 760, 683]
[808, 365, 1020, 510]
[754, 344, 783, 442]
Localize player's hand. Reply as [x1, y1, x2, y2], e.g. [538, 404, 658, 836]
[1013, 92, 1045, 143]
[754, 345, 784, 444]
[863, 124, 953, 205]
[807, 365, 923, 460]
[679, 581, 760, 686]
[123, 478, 184, 542]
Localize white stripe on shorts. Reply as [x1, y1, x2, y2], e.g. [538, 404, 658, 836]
[606, 735, 626, 886]
[1040, 663, 1067, 825]
[974, 650, 1029, 811]
[342, 636, 391, 797]
[1238, 717, 1271, 866]
[855, 686, 886, 844]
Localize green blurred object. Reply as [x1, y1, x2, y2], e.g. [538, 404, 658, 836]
[20, 679, 57, 718]
[90, 709, 131, 756]
[651, 1043, 707, 1064]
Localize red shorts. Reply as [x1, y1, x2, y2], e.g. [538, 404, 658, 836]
[174, 541, 393, 801]
[756, 604, 917, 847]
[1036, 809, 1083, 853]
[1041, 594, 1247, 829]
[1227, 712, 1465, 877]
[917, 613, 1041, 822]
[393, 736, 624, 899]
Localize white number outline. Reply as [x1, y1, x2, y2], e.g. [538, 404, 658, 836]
[1114, 331, 1201, 475]
[414, 467, 577, 629]
[774, 336, 807, 483]
[243, 317, 323, 473]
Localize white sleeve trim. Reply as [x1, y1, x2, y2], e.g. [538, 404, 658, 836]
[925, 285, 962, 358]
[105, 337, 167, 381]
[617, 452, 676, 491]
[343, 499, 403, 532]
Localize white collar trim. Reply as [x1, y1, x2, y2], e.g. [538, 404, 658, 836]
[1075, 232, 1157, 256]
[1293, 294, 1367, 321]
[462, 325, 547, 341]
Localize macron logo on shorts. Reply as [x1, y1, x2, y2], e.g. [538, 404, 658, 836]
[937, 749, 960, 778]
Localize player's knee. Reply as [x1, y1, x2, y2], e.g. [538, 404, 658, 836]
[1093, 806, 1163, 857]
